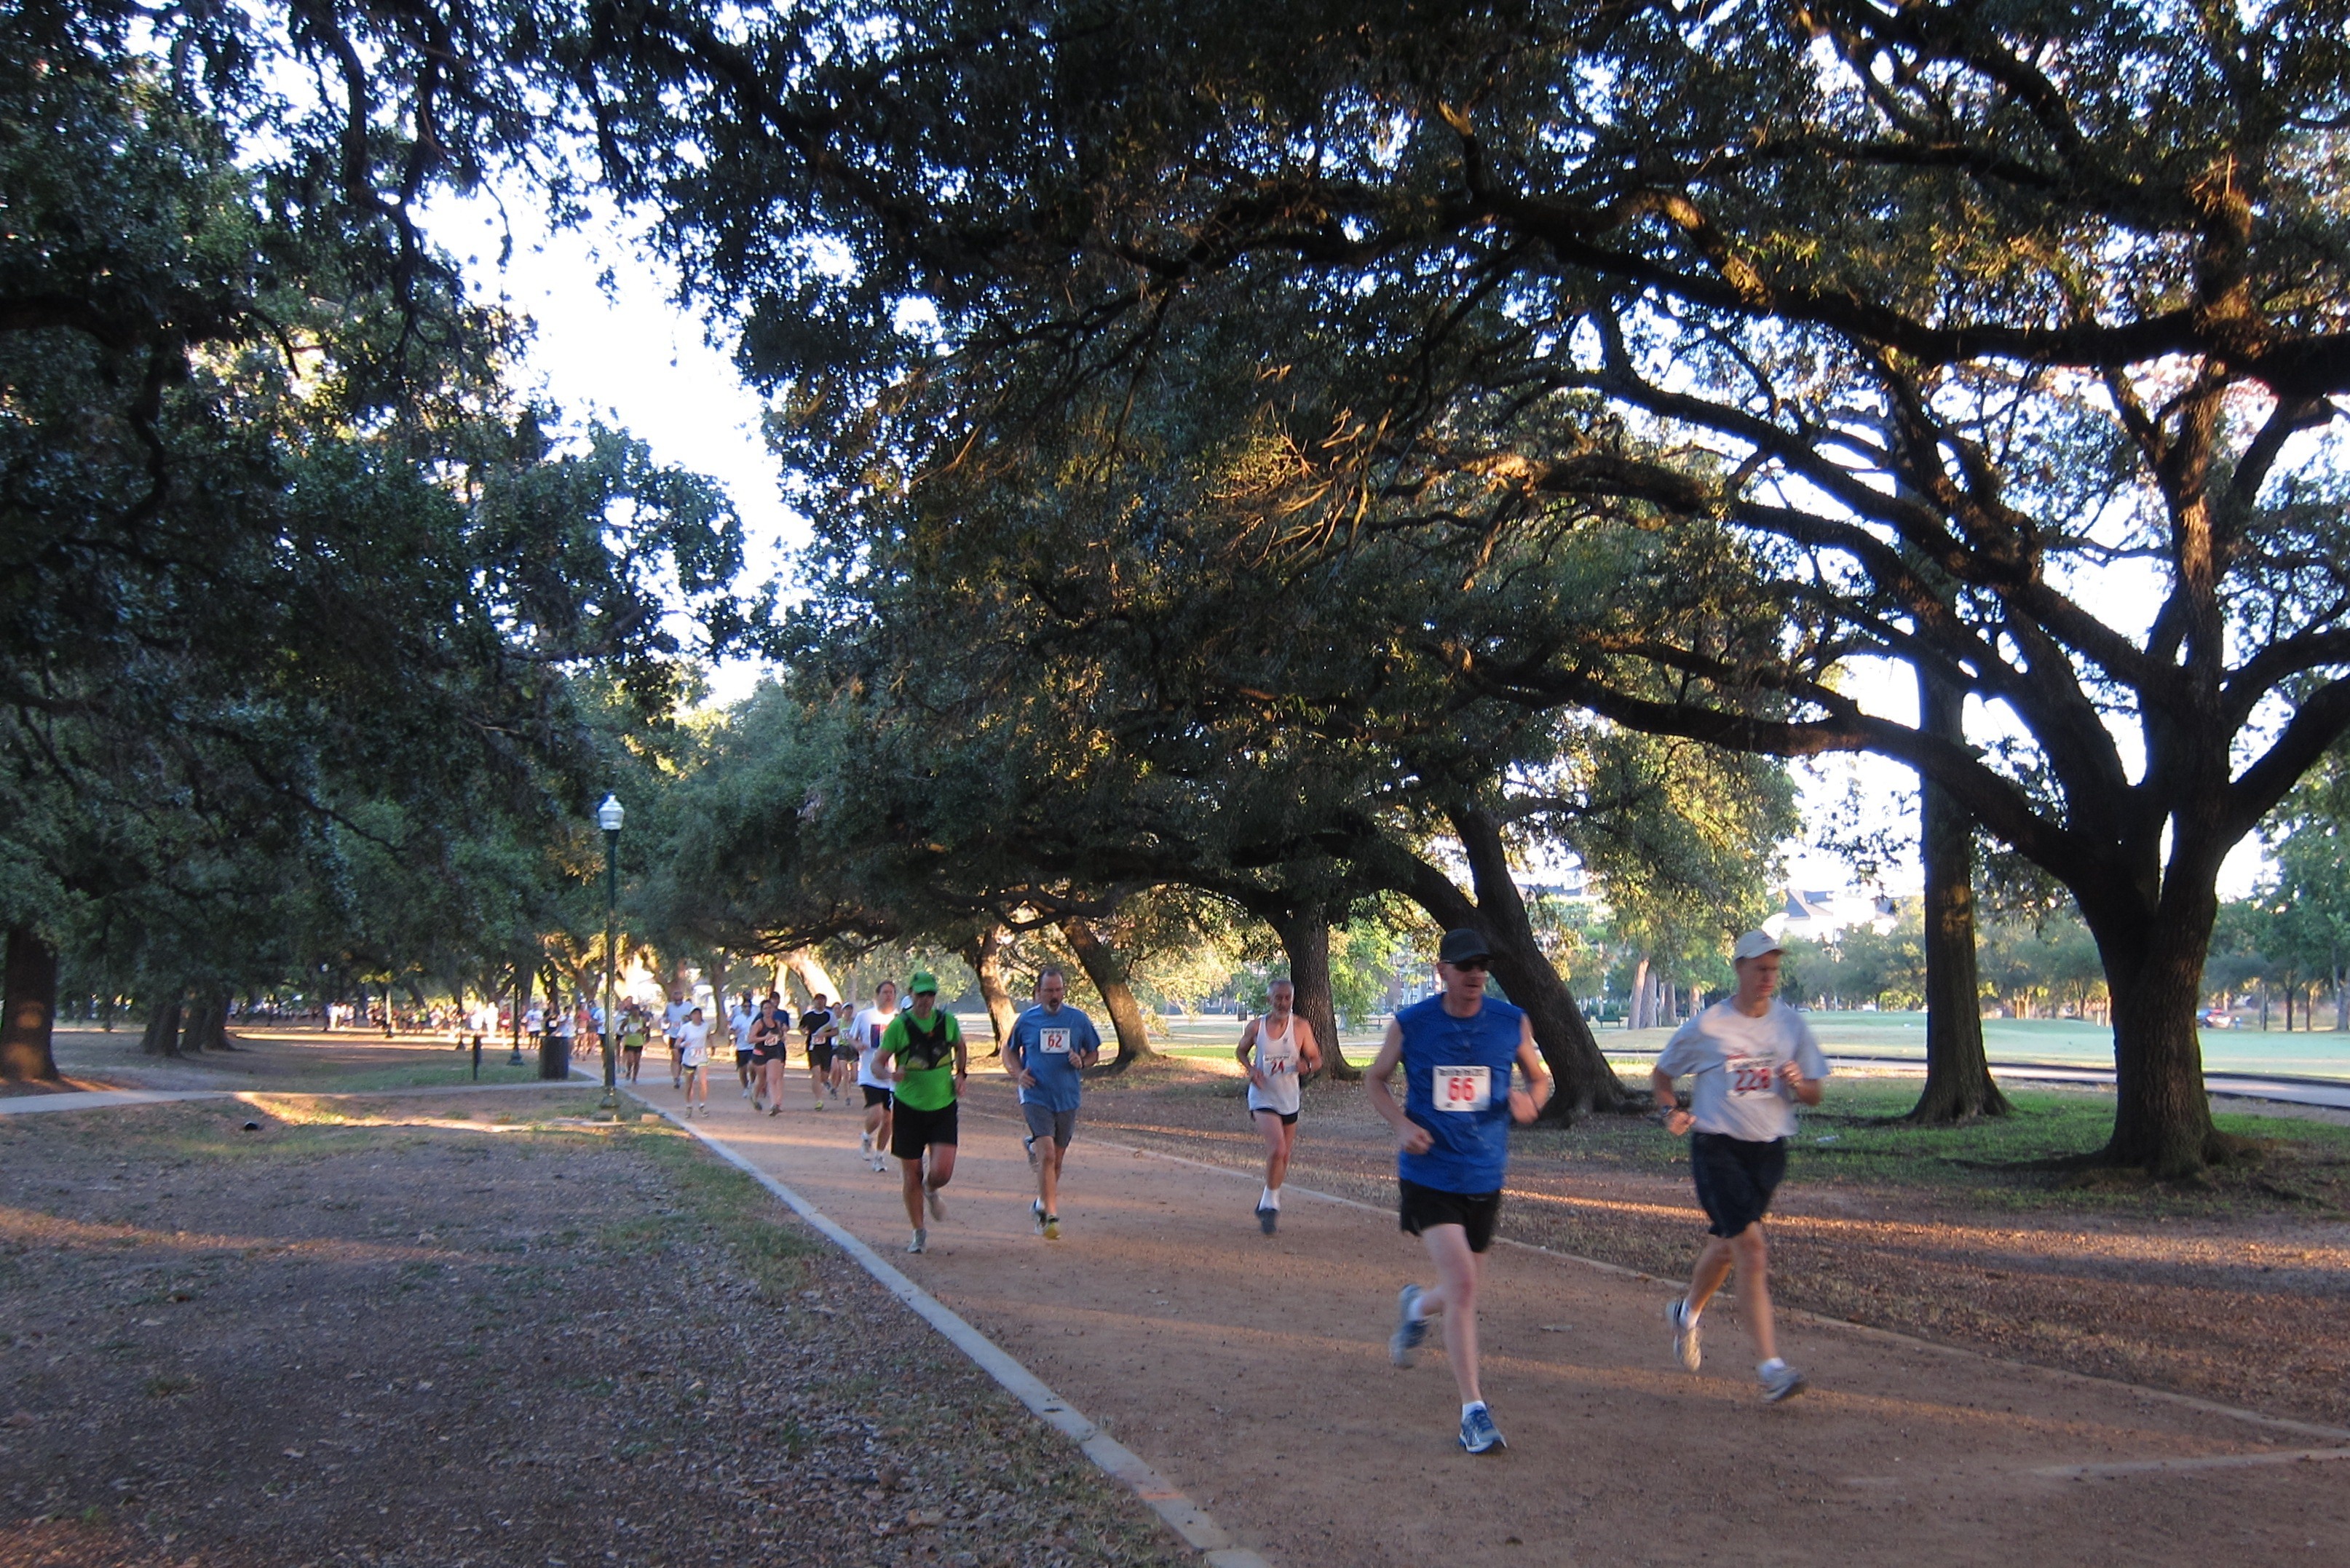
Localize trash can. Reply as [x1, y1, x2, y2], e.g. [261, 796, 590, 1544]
[538, 1031, 569, 1080]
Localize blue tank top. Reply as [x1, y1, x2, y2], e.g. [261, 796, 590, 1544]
[1396, 994, 1524, 1194]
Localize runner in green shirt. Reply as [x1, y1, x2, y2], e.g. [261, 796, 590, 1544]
[879, 970, 966, 1254]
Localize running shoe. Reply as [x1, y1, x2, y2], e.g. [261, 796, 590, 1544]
[812, 1098, 826, 1111]
[1760, 1362, 1807, 1403]
[1023, 1133, 1039, 1171]
[925, 1184, 947, 1222]
[767, 1106, 780, 1117]
[740, 1087, 751, 1099]
[1458, 1403, 1506, 1454]
[861, 1132, 873, 1155]
[1668, 1296, 1702, 1373]
[1041, 1213, 1060, 1241]
[1390, 1284, 1428, 1367]
[906, 1230, 925, 1254]
[1256, 1205, 1278, 1236]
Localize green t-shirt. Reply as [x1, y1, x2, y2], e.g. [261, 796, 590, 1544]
[880, 1009, 962, 1111]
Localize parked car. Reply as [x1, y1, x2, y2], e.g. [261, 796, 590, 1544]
[2202, 1010, 2238, 1029]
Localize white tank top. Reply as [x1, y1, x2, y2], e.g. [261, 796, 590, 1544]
[1247, 1013, 1302, 1116]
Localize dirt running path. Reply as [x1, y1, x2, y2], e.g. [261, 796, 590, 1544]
[663, 1076, 2350, 1567]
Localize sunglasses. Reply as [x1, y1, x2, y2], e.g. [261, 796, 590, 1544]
[1447, 958, 1490, 973]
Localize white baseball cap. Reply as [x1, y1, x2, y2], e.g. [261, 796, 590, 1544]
[1731, 930, 1784, 962]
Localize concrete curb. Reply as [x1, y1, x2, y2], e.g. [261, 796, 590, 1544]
[627, 1090, 1272, 1568]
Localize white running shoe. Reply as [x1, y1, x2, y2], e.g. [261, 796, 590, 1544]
[860, 1131, 872, 1154]
[1668, 1296, 1702, 1373]
[1390, 1285, 1428, 1367]
[925, 1184, 947, 1222]
[1760, 1361, 1807, 1403]
[906, 1230, 926, 1254]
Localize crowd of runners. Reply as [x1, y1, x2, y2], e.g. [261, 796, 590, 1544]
[641, 926, 1829, 1455]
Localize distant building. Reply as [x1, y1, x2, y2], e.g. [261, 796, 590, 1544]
[1769, 888, 1902, 943]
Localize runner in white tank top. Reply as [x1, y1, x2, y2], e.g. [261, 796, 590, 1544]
[1235, 978, 1321, 1234]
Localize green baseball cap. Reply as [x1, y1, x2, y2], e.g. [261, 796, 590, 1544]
[907, 970, 939, 995]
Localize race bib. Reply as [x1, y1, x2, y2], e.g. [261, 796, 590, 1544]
[1728, 1055, 1780, 1098]
[1432, 1064, 1491, 1112]
[1039, 1027, 1072, 1055]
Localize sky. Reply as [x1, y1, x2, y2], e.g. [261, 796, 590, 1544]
[425, 195, 2268, 906]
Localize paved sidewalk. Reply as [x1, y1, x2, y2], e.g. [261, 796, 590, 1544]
[647, 1074, 2350, 1568]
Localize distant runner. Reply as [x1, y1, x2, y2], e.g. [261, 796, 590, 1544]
[799, 994, 839, 1112]
[750, 994, 788, 1114]
[1005, 967, 1101, 1241]
[1236, 977, 1321, 1234]
[1653, 929, 1828, 1404]
[879, 971, 965, 1252]
[676, 1005, 712, 1117]
[850, 981, 901, 1171]
[618, 1004, 648, 1084]
[1370, 927, 1551, 1454]
[662, 994, 691, 1088]
[730, 992, 759, 1101]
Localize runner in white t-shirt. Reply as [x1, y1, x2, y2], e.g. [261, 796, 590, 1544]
[676, 1007, 713, 1117]
[1235, 977, 1321, 1235]
[850, 982, 899, 1172]
[1652, 930, 1830, 1403]
[662, 996, 691, 1088]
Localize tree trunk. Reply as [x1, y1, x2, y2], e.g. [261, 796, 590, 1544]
[2085, 884, 2248, 1176]
[182, 989, 230, 1053]
[2, 927, 62, 1082]
[779, 947, 839, 1006]
[1906, 668, 2010, 1122]
[1402, 807, 1630, 1117]
[1629, 955, 1651, 1029]
[1267, 901, 1359, 1082]
[960, 924, 1018, 1054]
[142, 989, 185, 1057]
[1059, 918, 1155, 1070]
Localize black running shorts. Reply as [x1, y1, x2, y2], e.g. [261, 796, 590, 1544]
[1689, 1131, 1787, 1238]
[1397, 1178, 1501, 1253]
[862, 1085, 894, 1109]
[807, 1042, 834, 1071]
[890, 1100, 958, 1160]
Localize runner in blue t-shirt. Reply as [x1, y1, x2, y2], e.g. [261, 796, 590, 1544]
[1367, 928, 1551, 1455]
[1003, 967, 1101, 1240]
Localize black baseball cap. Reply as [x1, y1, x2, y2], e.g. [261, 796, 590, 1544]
[1437, 928, 1492, 965]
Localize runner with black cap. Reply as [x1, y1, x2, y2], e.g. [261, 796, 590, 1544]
[1369, 927, 1551, 1454]
[1652, 928, 1829, 1403]
[878, 969, 966, 1254]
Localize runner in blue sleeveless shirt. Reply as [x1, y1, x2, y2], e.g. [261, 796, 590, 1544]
[1367, 928, 1551, 1454]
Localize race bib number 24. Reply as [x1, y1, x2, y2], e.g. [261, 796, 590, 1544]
[1433, 1064, 1491, 1112]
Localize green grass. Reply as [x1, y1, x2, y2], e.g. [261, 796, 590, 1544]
[273, 1059, 568, 1093]
[1521, 1077, 2350, 1215]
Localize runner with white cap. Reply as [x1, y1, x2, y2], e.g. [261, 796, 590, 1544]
[1370, 927, 1551, 1454]
[1652, 928, 1829, 1403]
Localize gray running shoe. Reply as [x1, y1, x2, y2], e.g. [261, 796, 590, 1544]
[1390, 1284, 1428, 1367]
[1760, 1362, 1807, 1403]
[1458, 1403, 1506, 1454]
[1023, 1133, 1039, 1171]
[1668, 1296, 1702, 1372]
[906, 1229, 926, 1254]
[925, 1184, 947, 1222]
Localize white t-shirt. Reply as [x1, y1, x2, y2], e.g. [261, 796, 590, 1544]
[662, 1000, 690, 1042]
[1654, 999, 1830, 1142]
[729, 1005, 756, 1050]
[850, 1005, 898, 1088]
[1246, 1013, 1303, 1117]
[677, 1020, 711, 1067]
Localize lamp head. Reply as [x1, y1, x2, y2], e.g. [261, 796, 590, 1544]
[596, 793, 625, 833]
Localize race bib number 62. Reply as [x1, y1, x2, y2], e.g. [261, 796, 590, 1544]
[1040, 1027, 1072, 1055]
[1433, 1064, 1491, 1112]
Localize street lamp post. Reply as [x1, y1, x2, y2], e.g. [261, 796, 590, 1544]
[597, 793, 625, 1114]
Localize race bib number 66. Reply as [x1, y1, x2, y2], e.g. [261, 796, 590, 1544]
[1040, 1027, 1072, 1055]
[1433, 1064, 1491, 1112]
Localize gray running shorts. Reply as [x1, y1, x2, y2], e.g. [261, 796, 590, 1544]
[1021, 1102, 1078, 1148]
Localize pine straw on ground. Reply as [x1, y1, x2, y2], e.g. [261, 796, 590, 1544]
[0, 1092, 1185, 1568]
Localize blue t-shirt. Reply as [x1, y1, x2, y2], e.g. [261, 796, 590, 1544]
[1009, 1004, 1101, 1112]
[1394, 994, 1525, 1194]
